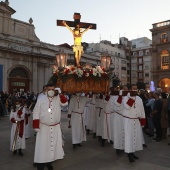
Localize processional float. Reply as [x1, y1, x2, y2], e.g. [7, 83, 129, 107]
[49, 13, 111, 93]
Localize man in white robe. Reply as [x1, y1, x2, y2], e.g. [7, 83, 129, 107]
[96, 94, 104, 140]
[68, 93, 92, 148]
[33, 84, 67, 170]
[122, 92, 146, 162]
[93, 94, 100, 138]
[87, 93, 96, 134]
[111, 90, 125, 153]
[101, 94, 111, 146]
[83, 93, 91, 131]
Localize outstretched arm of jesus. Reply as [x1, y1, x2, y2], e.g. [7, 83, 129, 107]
[62, 21, 74, 34]
[81, 25, 92, 35]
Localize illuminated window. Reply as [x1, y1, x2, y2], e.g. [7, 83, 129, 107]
[161, 33, 168, 42]
[161, 50, 169, 70]
[162, 56, 169, 69]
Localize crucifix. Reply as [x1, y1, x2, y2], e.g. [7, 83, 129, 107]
[57, 13, 97, 67]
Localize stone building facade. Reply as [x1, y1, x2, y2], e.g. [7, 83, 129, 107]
[150, 20, 170, 92]
[130, 37, 152, 88]
[0, 1, 100, 94]
[85, 39, 130, 86]
[0, 1, 61, 94]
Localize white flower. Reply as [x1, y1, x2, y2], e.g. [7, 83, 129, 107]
[85, 73, 89, 77]
[98, 73, 101, 77]
[76, 68, 83, 77]
[96, 66, 104, 73]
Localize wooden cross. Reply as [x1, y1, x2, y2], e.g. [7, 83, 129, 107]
[57, 13, 97, 67]
[57, 12, 96, 30]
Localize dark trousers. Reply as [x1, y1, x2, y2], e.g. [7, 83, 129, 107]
[36, 162, 52, 170]
[153, 114, 162, 139]
[147, 116, 154, 135]
[36, 163, 45, 170]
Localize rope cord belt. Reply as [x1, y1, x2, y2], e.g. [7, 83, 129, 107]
[98, 108, 103, 117]
[41, 122, 60, 126]
[111, 110, 139, 120]
[72, 111, 83, 114]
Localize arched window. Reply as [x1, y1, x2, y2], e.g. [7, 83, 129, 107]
[9, 67, 29, 78]
[161, 33, 168, 43]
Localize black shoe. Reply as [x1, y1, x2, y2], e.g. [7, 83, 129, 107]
[93, 133, 96, 139]
[13, 150, 17, 155]
[143, 144, 147, 148]
[110, 140, 113, 144]
[116, 149, 121, 155]
[33, 163, 37, 167]
[46, 163, 53, 170]
[98, 136, 102, 142]
[156, 138, 161, 142]
[73, 144, 76, 148]
[18, 149, 24, 156]
[152, 137, 157, 141]
[77, 144, 82, 147]
[101, 139, 105, 147]
[86, 129, 90, 134]
[128, 154, 135, 163]
[131, 153, 139, 160]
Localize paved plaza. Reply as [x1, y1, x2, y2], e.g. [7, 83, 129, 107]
[0, 112, 170, 170]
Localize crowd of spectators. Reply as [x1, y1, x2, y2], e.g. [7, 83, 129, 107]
[0, 91, 37, 119]
[139, 88, 170, 144]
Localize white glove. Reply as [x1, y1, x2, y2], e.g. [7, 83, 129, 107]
[127, 92, 130, 98]
[119, 90, 123, 96]
[34, 128, 40, 132]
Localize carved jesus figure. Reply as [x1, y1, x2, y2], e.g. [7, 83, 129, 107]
[62, 21, 92, 67]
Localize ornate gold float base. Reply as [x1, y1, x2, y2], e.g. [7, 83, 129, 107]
[56, 77, 110, 93]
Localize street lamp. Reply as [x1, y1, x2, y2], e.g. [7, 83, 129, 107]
[100, 55, 111, 71]
[56, 49, 68, 69]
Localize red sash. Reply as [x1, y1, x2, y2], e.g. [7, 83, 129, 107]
[25, 114, 29, 125]
[19, 120, 24, 138]
[17, 107, 24, 138]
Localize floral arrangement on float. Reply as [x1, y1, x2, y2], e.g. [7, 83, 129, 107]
[48, 49, 114, 93]
[52, 65, 111, 81]
[48, 64, 112, 93]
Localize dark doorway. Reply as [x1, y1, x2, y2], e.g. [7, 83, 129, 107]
[8, 67, 30, 94]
